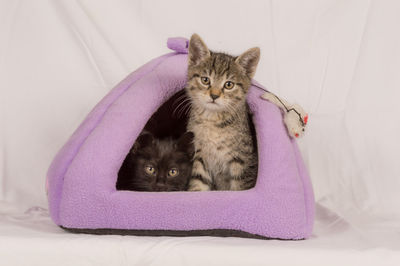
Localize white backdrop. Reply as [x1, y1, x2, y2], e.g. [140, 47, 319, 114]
[1, 0, 399, 265]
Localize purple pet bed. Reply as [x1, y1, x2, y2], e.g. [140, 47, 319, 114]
[46, 37, 314, 240]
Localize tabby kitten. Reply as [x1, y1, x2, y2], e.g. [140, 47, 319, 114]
[116, 132, 194, 192]
[186, 34, 260, 191]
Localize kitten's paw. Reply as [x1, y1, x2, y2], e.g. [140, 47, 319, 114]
[188, 179, 211, 191]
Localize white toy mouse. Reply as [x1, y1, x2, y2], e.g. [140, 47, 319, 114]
[261, 92, 308, 138]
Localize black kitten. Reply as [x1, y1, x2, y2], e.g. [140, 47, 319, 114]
[117, 132, 194, 192]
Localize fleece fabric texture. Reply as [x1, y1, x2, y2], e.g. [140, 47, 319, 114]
[46, 38, 315, 240]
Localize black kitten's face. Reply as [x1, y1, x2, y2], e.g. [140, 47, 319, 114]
[133, 147, 192, 192]
[127, 132, 193, 192]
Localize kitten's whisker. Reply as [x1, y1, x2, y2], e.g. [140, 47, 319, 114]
[172, 94, 189, 113]
[176, 98, 190, 112]
[173, 98, 191, 118]
[172, 94, 188, 106]
[175, 100, 192, 118]
[172, 94, 189, 109]
[174, 98, 190, 111]
[184, 103, 192, 117]
[179, 104, 192, 118]
[179, 99, 193, 117]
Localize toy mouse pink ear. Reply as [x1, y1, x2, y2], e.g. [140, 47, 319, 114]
[304, 115, 308, 125]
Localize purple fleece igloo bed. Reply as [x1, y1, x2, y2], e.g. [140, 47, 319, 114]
[46, 37, 314, 240]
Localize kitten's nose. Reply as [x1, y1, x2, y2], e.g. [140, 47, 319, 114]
[155, 182, 166, 191]
[210, 93, 220, 100]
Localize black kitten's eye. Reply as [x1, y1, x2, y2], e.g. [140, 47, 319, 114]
[168, 168, 179, 177]
[224, 81, 235, 90]
[145, 165, 156, 175]
[200, 77, 210, 85]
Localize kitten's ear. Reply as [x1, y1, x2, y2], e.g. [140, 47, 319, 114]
[235, 47, 260, 79]
[131, 132, 153, 154]
[177, 131, 194, 157]
[188, 34, 210, 66]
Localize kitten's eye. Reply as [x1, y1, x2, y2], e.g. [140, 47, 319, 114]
[168, 168, 179, 177]
[145, 165, 156, 175]
[200, 77, 210, 85]
[224, 81, 235, 90]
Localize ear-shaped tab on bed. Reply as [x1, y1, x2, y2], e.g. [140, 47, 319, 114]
[167, 37, 189, 54]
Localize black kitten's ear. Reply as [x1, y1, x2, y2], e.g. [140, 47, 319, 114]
[131, 132, 153, 154]
[189, 34, 210, 66]
[177, 131, 194, 157]
[235, 47, 260, 79]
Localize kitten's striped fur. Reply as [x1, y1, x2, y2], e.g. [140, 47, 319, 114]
[186, 34, 260, 191]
